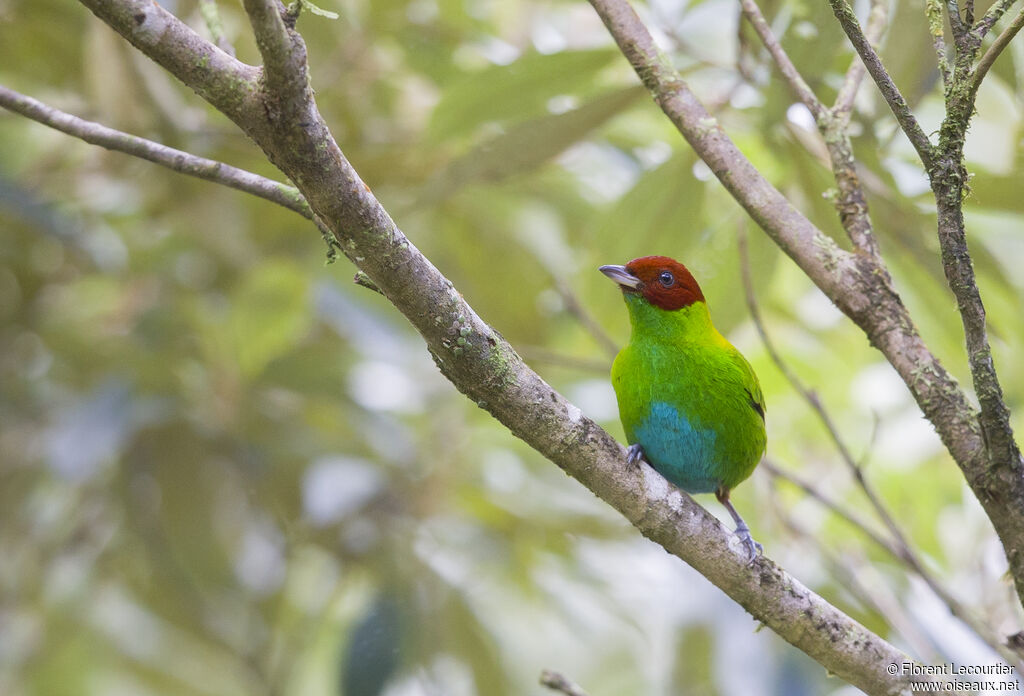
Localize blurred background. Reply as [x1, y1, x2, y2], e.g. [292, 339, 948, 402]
[2, 0, 1023, 693]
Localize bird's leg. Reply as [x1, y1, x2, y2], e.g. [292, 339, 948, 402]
[715, 488, 763, 565]
[625, 443, 646, 466]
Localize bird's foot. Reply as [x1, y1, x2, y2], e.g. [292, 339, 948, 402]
[734, 521, 763, 566]
[626, 444, 646, 467]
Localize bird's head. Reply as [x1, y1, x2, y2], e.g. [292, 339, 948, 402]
[599, 255, 705, 311]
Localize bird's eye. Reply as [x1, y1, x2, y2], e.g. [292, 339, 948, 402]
[658, 271, 675, 287]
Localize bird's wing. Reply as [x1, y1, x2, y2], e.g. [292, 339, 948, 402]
[729, 348, 765, 421]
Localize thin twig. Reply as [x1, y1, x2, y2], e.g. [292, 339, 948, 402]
[969, 7, 1024, 98]
[770, 462, 1019, 667]
[0, 84, 312, 218]
[974, 0, 1022, 41]
[552, 277, 619, 358]
[737, 0, 826, 121]
[198, 0, 236, 56]
[540, 670, 590, 696]
[241, 0, 306, 100]
[516, 346, 609, 374]
[834, 0, 888, 118]
[738, 231, 858, 469]
[738, 228, 914, 563]
[353, 270, 383, 295]
[925, 0, 953, 88]
[827, 0, 936, 171]
[761, 459, 896, 556]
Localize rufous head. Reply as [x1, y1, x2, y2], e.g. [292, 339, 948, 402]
[599, 255, 705, 311]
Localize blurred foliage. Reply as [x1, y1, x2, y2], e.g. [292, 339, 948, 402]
[1, 0, 1023, 694]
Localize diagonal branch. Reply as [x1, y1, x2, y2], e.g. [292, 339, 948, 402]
[969, 7, 1024, 99]
[974, 0, 1023, 40]
[0, 84, 311, 219]
[827, 0, 936, 172]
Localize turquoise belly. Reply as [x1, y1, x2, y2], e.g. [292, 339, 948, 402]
[632, 401, 721, 494]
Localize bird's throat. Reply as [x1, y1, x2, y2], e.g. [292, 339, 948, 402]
[624, 292, 716, 344]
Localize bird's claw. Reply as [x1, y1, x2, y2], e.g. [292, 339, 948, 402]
[626, 444, 645, 467]
[734, 523, 763, 566]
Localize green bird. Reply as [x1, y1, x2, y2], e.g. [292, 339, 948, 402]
[600, 255, 766, 562]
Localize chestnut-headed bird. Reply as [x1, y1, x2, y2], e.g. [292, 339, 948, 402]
[600, 256, 766, 562]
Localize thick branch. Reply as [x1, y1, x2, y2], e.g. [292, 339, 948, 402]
[827, 0, 937, 171]
[0, 85, 311, 218]
[58, 1, 937, 692]
[588, 0, 848, 284]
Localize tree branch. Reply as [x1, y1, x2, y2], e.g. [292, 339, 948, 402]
[947, 0, 968, 42]
[240, 0, 308, 104]
[0, 84, 311, 219]
[762, 460, 895, 556]
[827, 0, 936, 171]
[824, 0, 886, 258]
[974, 0, 1023, 41]
[925, 0, 1024, 578]
[926, 0, 953, 88]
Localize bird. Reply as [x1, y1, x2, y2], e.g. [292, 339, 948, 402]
[599, 255, 766, 563]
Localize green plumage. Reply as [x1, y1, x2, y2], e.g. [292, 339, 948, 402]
[611, 292, 766, 495]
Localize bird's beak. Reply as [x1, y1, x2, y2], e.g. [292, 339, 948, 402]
[599, 264, 642, 289]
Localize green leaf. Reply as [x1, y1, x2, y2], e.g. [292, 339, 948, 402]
[419, 86, 645, 203]
[426, 49, 620, 141]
